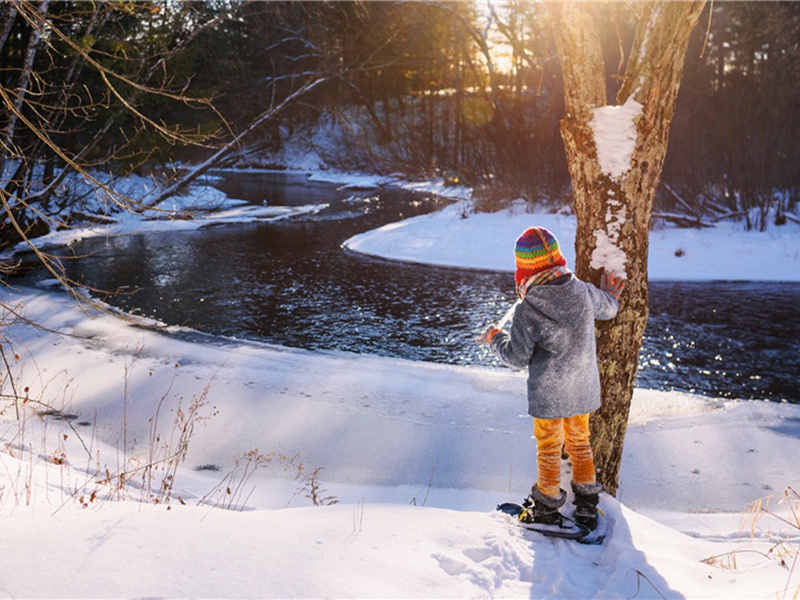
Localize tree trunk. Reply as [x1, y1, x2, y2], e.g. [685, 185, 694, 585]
[0, 3, 18, 50]
[1, 0, 49, 153]
[549, 1, 706, 495]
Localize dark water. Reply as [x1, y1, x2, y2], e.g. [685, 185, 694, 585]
[641, 282, 799, 401]
[37, 171, 800, 404]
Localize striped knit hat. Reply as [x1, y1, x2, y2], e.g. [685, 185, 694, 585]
[514, 226, 567, 286]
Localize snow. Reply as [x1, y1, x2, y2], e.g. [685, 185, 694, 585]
[345, 199, 800, 282]
[2, 284, 798, 598]
[590, 194, 629, 278]
[1, 169, 799, 598]
[1, 179, 323, 258]
[591, 229, 628, 279]
[590, 96, 644, 179]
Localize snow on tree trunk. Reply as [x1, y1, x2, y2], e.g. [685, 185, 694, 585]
[549, 2, 707, 495]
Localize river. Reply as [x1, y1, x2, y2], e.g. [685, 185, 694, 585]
[37, 171, 800, 404]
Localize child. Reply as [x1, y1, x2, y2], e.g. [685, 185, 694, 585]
[480, 226, 624, 530]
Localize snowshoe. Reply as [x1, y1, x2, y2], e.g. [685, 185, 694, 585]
[524, 486, 566, 523]
[497, 502, 590, 540]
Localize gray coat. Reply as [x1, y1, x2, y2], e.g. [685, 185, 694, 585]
[490, 275, 619, 419]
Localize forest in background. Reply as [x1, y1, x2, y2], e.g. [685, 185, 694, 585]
[1, 1, 798, 248]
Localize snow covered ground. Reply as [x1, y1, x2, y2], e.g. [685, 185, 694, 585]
[1, 172, 799, 598]
[345, 198, 800, 282]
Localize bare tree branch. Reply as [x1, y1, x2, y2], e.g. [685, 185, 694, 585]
[141, 75, 330, 209]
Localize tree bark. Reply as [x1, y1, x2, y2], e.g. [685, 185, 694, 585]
[0, 3, 18, 50]
[549, 1, 706, 495]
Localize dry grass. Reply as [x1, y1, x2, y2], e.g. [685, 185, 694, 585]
[1, 336, 337, 514]
[702, 486, 799, 599]
[199, 450, 338, 511]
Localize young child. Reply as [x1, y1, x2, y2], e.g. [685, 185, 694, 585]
[480, 226, 624, 530]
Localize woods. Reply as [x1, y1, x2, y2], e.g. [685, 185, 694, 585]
[1, 1, 797, 245]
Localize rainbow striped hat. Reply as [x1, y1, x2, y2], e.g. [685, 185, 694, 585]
[514, 226, 567, 285]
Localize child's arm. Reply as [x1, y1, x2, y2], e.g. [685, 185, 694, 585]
[486, 304, 539, 370]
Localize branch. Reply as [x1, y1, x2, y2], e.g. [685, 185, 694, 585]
[0, 83, 133, 212]
[617, 2, 707, 107]
[652, 211, 715, 228]
[547, 3, 606, 118]
[783, 213, 800, 225]
[14, 1, 218, 148]
[490, 4, 547, 74]
[660, 181, 710, 220]
[140, 75, 330, 209]
[0, 184, 88, 309]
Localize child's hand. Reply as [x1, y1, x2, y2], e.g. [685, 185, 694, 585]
[476, 324, 501, 344]
[600, 272, 625, 300]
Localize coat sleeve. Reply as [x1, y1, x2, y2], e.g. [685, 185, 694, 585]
[586, 282, 620, 321]
[489, 303, 540, 370]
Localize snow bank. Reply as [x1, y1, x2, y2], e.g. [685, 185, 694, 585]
[345, 199, 800, 282]
[2, 495, 787, 599]
[2, 180, 321, 258]
[0, 285, 797, 598]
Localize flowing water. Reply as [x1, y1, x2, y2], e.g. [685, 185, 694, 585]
[31, 171, 800, 403]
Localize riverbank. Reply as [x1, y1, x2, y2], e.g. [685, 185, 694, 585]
[1, 283, 798, 598]
[1, 169, 798, 598]
[345, 198, 800, 282]
[6, 166, 798, 283]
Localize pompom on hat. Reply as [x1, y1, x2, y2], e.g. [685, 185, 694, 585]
[514, 226, 567, 287]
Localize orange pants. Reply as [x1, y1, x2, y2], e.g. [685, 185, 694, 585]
[534, 413, 597, 499]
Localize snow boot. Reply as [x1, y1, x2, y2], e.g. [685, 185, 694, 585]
[521, 485, 566, 525]
[572, 482, 602, 530]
